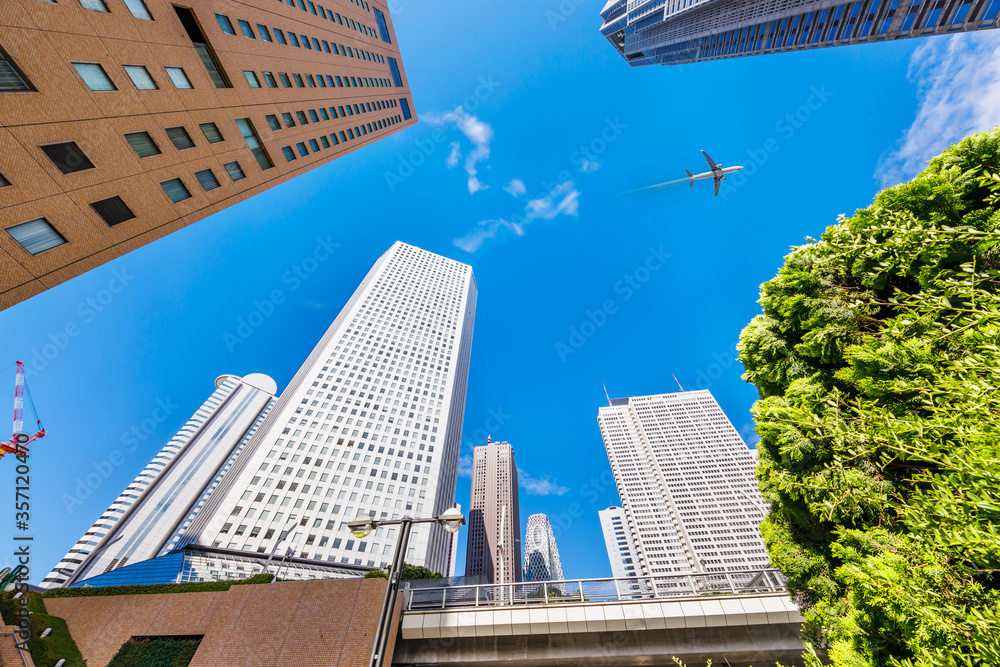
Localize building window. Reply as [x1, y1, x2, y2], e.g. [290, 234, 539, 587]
[281, 112, 295, 127]
[0, 47, 32, 91]
[296, 111, 308, 125]
[124, 131, 161, 157]
[173, 6, 230, 89]
[374, 9, 391, 43]
[262, 71, 277, 88]
[237, 19, 255, 38]
[123, 0, 153, 20]
[309, 138, 319, 152]
[320, 135, 330, 148]
[124, 65, 157, 89]
[275, 28, 287, 44]
[279, 73, 291, 88]
[296, 142, 308, 157]
[79, 0, 109, 12]
[40, 142, 95, 174]
[235, 118, 273, 170]
[90, 196, 136, 226]
[72, 62, 116, 91]
[244, 70, 261, 88]
[257, 25, 272, 41]
[293, 73, 304, 87]
[282, 146, 296, 161]
[266, 114, 280, 130]
[160, 178, 191, 203]
[165, 66, 193, 89]
[388, 58, 402, 87]
[0, 173, 9, 187]
[216, 14, 236, 34]
[6, 219, 66, 255]
[400, 98, 411, 120]
[165, 126, 195, 150]
[199, 122, 224, 143]
[195, 168, 221, 191]
[289, 33, 300, 47]
[223, 161, 245, 181]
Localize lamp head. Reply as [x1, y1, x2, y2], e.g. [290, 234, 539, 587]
[437, 507, 465, 534]
[348, 514, 376, 538]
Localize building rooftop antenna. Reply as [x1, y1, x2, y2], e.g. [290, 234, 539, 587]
[602, 383, 612, 406]
[671, 373, 685, 392]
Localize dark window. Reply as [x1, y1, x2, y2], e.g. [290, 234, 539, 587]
[238, 19, 255, 38]
[296, 111, 308, 125]
[309, 109, 319, 122]
[309, 138, 319, 152]
[330, 133, 339, 145]
[7, 218, 66, 254]
[388, 58, 402, 87]
[320, 135, 330, 148]
[400, 98, 411, 120]
[90, 196, 136, 226]
[124, 131, 161, 158]
[40, 142, 95, 174]
[282, 146, 296, 161]
[282, 112, 295, 127]
[275, 28, 287, 44]
[235, 118, 273, 170]
[262, 71, 277, 88]
[296, 142, 308, 157]
[319, 108, 329, 120]
[173, 6, 231, 88]
[257, 24, 272, 41]
[216, 14, 236, 34]
[165, 126, 195, 150]
[160, 177, 191, 202]
[0, 173, 9, 187]
[195, 168, 221, 191]
[223, 161, 245, 181]
[293, 73, 304, 87]
[266, 114, 280, 130]
[279, 72, 291, 87]
[199, 122, 224, 143]
[289, 33, 300, 47]
[374, 8, 391, 43]
[0, 47, 32, 91]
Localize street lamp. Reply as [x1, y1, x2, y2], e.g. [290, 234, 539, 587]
[348, 507, 465, 667]
[263, 519, 298, 583]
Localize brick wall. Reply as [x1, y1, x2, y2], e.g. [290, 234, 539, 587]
[45, 577, 402, 667]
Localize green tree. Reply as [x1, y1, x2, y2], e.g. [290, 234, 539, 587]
[737, 128, 1000, 667]
[364, 563, 442, 581]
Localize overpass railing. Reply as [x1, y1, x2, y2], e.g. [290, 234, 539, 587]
[404, 568, 787, 610]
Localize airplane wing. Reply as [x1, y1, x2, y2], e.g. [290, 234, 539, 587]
[714, 176, 722, 197]
[702, 150, 719, 170]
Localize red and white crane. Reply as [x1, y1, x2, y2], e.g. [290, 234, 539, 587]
[1, 361, 45, 460]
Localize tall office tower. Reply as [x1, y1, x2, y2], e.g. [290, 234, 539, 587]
[0, 0, 415, 309]
[598, 506, 640, 580]
[42, 241, 476, 587]
[597, 389, 770, 575]
[465, 439, 522, 584]
[599, 0, 999, 66]
[522, 514, 563, 583]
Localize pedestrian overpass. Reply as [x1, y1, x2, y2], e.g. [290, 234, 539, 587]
[393, 569, 806, 666]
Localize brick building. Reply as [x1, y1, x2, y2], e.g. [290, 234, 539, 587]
[0, 0, 415, 309]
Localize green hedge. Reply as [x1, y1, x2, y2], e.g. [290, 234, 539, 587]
[0, 592, 86, 667]
[42, 573, 275, 599]
[107, 636, 202, 667]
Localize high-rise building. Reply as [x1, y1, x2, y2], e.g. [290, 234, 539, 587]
[0, 0, 415, 310]
[597, 389, 770, 575]
[599, 0, 999, 67]
[522, 514, 563, 583]
[42, 241, 476, 587]
[598, 506, 640, 580]
[465, 439, 522, 584]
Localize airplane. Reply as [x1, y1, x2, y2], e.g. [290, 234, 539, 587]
[686, 150, 743, 197]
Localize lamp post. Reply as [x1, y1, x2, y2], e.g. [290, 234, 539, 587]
[263, 519, 298, 583]
[348, 507, 465, 667]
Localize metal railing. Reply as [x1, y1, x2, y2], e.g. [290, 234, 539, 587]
[405, 568, 787, 610]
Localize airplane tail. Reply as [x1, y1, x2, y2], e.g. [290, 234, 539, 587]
[685, 169, 694, 187]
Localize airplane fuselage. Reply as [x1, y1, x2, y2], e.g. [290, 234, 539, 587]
[689, 165, 743, 181]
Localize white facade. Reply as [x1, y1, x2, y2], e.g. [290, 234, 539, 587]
[523, 514, 563, 583]
[598, 506, 639, 579]
[193, 242, 476, 574]
[41, 373, 278, 588]
[597, 390, 769, 575]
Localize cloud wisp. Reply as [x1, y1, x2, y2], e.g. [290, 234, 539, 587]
[876, 31, 1000, 187]
[504, 178, 526, 197]
[518, 467, 570, 496]
[453, 180, 581, 253]
[424, 106, 494, 194]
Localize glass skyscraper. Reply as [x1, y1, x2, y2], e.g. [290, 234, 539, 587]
[600, 0, 999, 66]
[42, 241, 476, 587]
[522, 514, 564, 583]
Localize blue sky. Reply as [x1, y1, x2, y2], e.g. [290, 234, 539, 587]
[2, 0, 998, 583]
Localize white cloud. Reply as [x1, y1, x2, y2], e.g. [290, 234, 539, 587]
[876, 31, 1000, 187]
[518, 468, 570, 497]
[425, 107, 494, 194]
[504, 178, 526, 197]
[579, 158, 601, 173]
[457, 453, 474, 478]
[446, 142, 461, 168]
[453, 180, 581, 252]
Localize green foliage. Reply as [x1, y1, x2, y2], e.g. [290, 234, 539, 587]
[738, 128, 1000, 666]
[106, 636, 202, 667]
[364, 563, 442, 580]
[0, 591, 87, 667]
[41, 573, 274, 599]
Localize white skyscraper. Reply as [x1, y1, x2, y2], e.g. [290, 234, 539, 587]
[597, 389, 769, 575]
[43, 242, 476, 587]
[522, 514, 563, 583]
[598, 506, 639, 580]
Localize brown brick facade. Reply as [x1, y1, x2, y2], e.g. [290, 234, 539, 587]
[45, 577, 403, 666]
[0, 0, 415, 309]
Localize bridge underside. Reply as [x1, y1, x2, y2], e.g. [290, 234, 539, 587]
[393, 622, 805, 666]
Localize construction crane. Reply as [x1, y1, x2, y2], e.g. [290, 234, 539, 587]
[1, 361, 45, 460]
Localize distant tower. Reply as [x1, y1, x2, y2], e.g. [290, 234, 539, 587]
[523, 514, 564, 582]
[465, 440, 522, 584]
[598, 389, 769, 575]
[598, 506, 640, 579]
